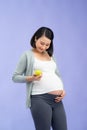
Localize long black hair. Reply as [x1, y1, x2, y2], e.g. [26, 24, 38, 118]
[30, 27, 54, 56]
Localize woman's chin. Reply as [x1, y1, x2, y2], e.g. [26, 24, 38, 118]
[38, 49, 44, 53]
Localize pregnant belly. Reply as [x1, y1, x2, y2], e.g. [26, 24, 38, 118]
[48, 90, 63, 95]
[33, 72, 64, 94]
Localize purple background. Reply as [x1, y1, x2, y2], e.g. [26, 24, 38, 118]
[0, 0, 87, 130]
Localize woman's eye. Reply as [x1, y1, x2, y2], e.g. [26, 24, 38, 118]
[40, 42, 50, 47]
[40, 42, 44, 45]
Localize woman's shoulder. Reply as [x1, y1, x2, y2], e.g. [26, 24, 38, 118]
[22, 49, 33, 56]
[18, 50, 33, 61]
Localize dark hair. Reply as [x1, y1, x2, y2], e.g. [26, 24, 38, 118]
[30, 27, 54, 56]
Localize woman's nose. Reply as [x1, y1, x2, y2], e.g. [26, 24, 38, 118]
[42, 45, 47, 50]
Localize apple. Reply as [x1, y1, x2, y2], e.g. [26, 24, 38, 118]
[34, 70, 42, 76]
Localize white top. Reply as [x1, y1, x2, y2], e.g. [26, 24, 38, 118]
[31, 57, 64, 95]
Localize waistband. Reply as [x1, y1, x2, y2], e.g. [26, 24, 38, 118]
[31, 93, 59, 99]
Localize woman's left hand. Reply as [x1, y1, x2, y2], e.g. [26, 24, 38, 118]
[55, 90, 66, 102]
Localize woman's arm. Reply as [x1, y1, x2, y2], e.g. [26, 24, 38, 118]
[12, 53, 27, 83]
[12, 52, 42, 83]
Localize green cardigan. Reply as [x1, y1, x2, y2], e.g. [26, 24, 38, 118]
[12, 50, 63, 108]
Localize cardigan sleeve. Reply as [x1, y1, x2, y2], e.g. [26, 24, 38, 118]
[12, 52, 27, 83]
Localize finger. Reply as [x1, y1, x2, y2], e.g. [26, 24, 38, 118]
[55, 96, 63, 101]
[55, 99, 61, 102]
[55, 96, 61, 99]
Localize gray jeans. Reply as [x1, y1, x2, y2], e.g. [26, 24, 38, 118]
[30, 93, 67, 130]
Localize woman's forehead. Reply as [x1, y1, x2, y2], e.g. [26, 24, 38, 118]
[39, 36, 51, 43]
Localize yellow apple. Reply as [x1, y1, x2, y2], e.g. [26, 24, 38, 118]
[34, 70, 42, 76]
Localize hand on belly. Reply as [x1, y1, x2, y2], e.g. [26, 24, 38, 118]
[55, 90, 66, 102]
[48, 90, 66, 102]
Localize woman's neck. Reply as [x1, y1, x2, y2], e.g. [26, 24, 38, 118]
[32, 48, 51, 60]
[32, 48, 47, 55]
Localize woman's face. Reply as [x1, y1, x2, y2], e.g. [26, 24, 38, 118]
[35, 36, 51, 53]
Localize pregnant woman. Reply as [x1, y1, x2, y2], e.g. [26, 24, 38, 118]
[12, 27, 67, 130]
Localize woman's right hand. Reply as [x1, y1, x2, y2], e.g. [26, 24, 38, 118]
[26, 74, 42, 82]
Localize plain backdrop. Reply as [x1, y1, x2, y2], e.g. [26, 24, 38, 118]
[0, 0, 87, 130]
